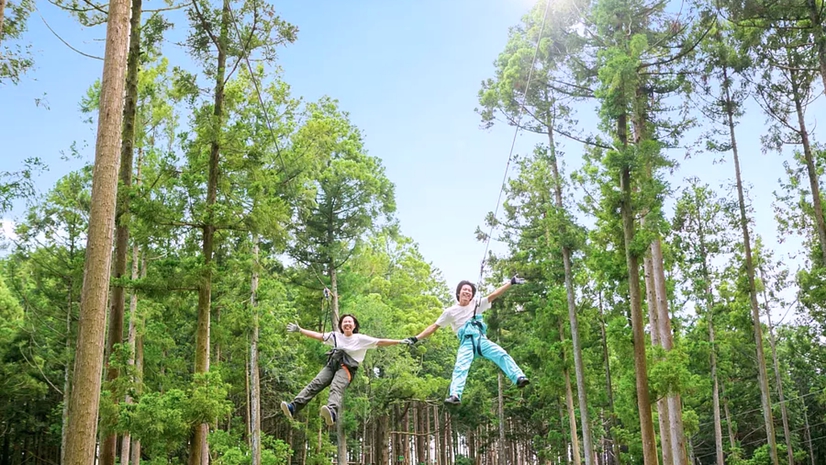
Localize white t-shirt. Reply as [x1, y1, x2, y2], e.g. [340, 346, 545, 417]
[322, 332, 380, 363]
[435, 297, 491, 334]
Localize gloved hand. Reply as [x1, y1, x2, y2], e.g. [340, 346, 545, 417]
[402, 336, 418, 345]
[511, 275, 526, 285]
[287, 323, 301, 333]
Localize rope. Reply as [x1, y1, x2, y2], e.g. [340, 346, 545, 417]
[474, 0, 551, 309]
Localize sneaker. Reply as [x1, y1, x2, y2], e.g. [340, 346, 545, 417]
[516, 377, 530, 388]
[320, 405, 337, 426]
[281, 401, 295, 420]
[444, 395, 461, 405]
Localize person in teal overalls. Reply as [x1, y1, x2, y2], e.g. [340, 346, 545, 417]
[403, 276, 529, 405]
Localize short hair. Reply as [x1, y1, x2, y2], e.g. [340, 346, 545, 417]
[455, 280, 477, 302]
[339, 314, 360, 334]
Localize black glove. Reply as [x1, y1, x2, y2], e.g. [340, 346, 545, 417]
[402, 336, 418, 345]
[511, 275, 526, 285]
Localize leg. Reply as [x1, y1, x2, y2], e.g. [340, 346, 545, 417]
[448, 339, 476, 400]
[479, 338, 525, 384]
[326, 365, 352, 416]
[291, 365, 335, 413]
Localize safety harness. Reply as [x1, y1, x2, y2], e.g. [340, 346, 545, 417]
[324, 332, 359, 382]
[460, 295, 487, 357]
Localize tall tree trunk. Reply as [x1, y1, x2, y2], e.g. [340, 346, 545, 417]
[499, 373, 507, 465]
[100, 0, 142, 461]
[547, 124, 594, 465]
[598, 293, 620, 465]
[61, 277, 75, 465]
[62, 0, 131, 459]
[802, 401, 815, 465]
[619, 162, 659, 465]
[121, 147, 144, 465]
[250, 234, 262, 465]
[759, 270, 793, 465]
[723, 65, 779, 465]
[650, 239, 687, 465]
[722, 392, 736, 451]
[327, 264, 347, 464]
[644, 255, 673, 465]
[789, 66, 826, 264]
[560, 319, 582, 465]
[693, 194, 725, 465]
[190, 1, 229, 463]
[130, 253, 146, 465]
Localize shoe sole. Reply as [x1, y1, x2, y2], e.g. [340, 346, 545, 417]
[444, 398, 461, 406]
[320, 406, 335, 426]
[281, 402, 293, 420]
[517, 379, 530, 389]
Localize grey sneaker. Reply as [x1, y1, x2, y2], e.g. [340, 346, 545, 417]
[444, 395, 461, 405]
[320, 405, 336, 426]
[281, 401, 295, 420]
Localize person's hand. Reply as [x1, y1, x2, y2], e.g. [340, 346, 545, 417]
[401, 336, 418, 345]
[287, 323, 301, 333]
[510, 275, 526, 285]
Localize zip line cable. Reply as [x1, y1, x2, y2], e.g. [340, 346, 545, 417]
[476, 0, 551, 288]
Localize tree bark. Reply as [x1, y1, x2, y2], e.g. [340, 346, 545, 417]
[789, 65, 826, 264]
[547, 123, 594, 465]
[100, 0, 142, 461]
[650, 239, 687, 465]
[759, 270, 793, 465]
[560, 319, 582, 465]
[619, 159, 659, 465]
[644, 255, 673, 465]
[250, 234, 262, 465]
[723, 64, 779, 465]
[598, 293, 620, 465]
[190, 1, 229, 463]
[61, 277, 75, 465]
[499, 373, 507, 465]
[62, 0, 131, 459]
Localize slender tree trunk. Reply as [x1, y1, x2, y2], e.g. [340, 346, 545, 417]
[499, 373, 506, 465]
[644, 255, 673, 465]
[61, 279, 75, 465]
[547, 124, 594, 465]
[62, 0, 131, 458]
[802, 401, 815, 465]
[122, 147, 144, 465]
[560, 319, 582, 465]
[759, 270, 793, 465]
[723, 65, 778, 465]
[130, 253, 146, 465]
[250, 234, 262, 465]
[619, 163, 659, 465]
[598, 293, 620, 465]
[650, 239, 687, 465]
[190, 2, 229, 463]
[692, 195, 725, 465]
[722, 392, 736, 451]
[100, 0, 142, 461]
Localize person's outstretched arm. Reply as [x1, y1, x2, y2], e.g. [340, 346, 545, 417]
[402, 323, 440, 345]
[486, 275, 526, 303]
[376, 338, 405, 347]
[287, 323, 325, 342]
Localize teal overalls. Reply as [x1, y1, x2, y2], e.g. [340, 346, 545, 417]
[448, 315, 526, 400]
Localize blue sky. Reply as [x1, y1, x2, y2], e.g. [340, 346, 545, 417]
[1, 0, 821, 313]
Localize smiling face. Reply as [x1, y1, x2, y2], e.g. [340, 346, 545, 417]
[340, 316, 356, 336]
[458, 284, 475, 306]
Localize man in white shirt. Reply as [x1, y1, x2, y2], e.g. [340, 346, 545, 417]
[403, 276, 529, 405]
